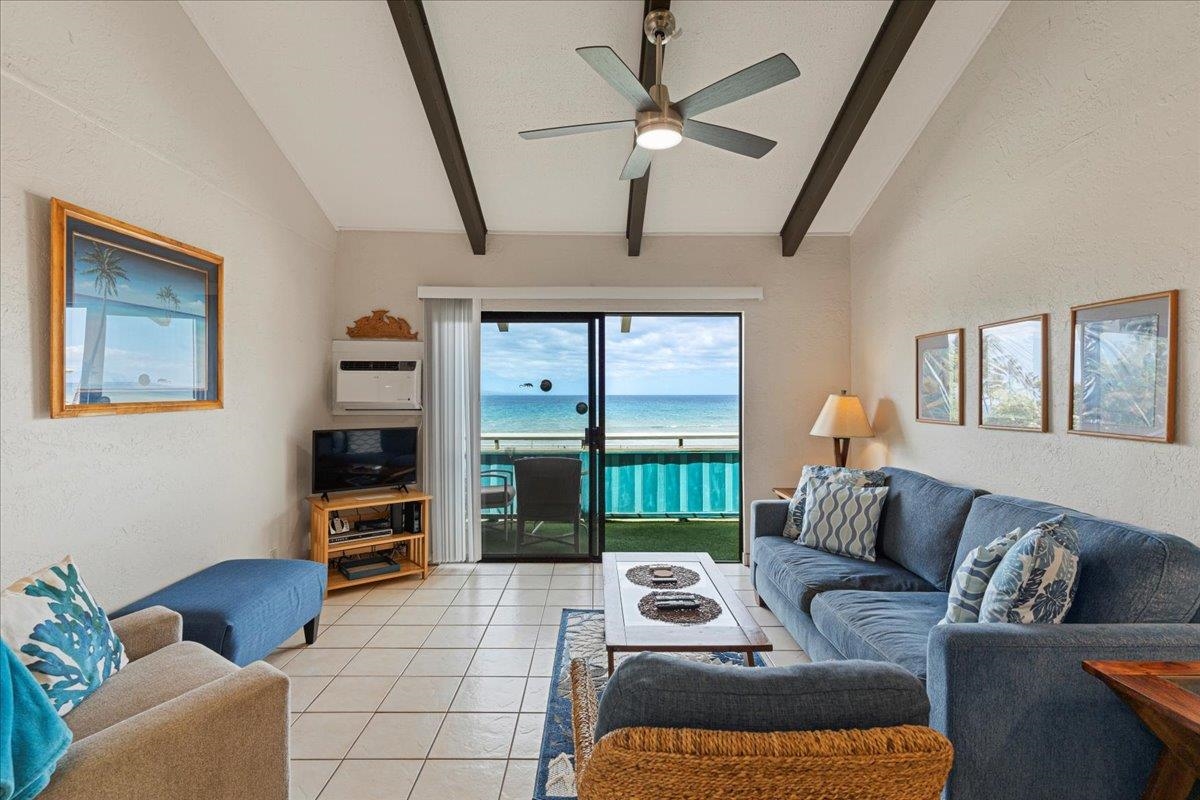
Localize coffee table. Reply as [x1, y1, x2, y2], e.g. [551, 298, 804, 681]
[602, 551, 772, 674]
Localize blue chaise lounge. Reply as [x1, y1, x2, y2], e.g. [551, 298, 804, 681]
[751, 467, 1200, 800]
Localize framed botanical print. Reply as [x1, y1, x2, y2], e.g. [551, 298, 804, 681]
[979, 314, 1048, 432]
[1069, 291, 1177, 442]
[50, 199, 223, 418]
[916, 328, 964, 425]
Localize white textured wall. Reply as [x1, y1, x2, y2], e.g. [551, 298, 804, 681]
[850, 1, 1200, 541]
[0, 1, 336, 605]
[333, 231, 852, 558]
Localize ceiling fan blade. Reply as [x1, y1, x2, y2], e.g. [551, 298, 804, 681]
[519, 120, 635, 140]
[674, 53, 800, 119]
[619, 145, 652, 181]
[683, 119, 776, 158]
[576, 46, 658, 112]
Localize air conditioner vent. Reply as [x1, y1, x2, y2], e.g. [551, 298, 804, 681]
[339, 360, 417, 372]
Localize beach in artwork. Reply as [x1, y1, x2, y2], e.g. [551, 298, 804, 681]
[64, 232, 209, 405]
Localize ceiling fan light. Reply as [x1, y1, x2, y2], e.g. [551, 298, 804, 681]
[636, 123, 682, 150]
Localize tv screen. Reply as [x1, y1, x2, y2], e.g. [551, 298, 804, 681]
[312, 427, 418, 495]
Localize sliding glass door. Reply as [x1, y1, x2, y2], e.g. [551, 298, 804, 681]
[601, 314, 741, 562]
[479, 314, 600, 559]
[479, 312, 742, 562]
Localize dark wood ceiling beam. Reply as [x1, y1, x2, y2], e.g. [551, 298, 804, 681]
[389, 0, 487, 255]
[625, 0, 669, 257]
[779, 0, 934, 256]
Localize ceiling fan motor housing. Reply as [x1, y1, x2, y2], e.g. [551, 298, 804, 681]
[635, 84, 683, 146]
[644, 9, 677, 44]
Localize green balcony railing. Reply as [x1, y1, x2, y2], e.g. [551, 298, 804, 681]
[480, 432, 740, 519]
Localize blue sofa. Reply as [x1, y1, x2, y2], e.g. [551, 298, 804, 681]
[751, 467, 1200, 800]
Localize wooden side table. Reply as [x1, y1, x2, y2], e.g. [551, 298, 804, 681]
[1083, 660, 1200, 800]
[772, 487, 793, 500]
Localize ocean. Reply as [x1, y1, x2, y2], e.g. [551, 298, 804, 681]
[482, 394, 738, 438]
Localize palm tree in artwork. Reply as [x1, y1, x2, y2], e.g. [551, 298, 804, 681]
[75, 242, 129, 403]
[152, 285, 181, 327]
[156, 285, 180, 310]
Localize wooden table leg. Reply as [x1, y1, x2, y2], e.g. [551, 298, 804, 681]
[744, 650, 755, 667]
[607, 649, 615, 676]
[1142, 749, 1196, 800]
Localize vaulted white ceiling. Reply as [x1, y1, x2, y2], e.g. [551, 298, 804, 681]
[181, 0, 1006, 236]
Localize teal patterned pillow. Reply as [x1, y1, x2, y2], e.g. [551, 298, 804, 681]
[1, 556, 127, 715]
[781, 465, 888, 540]
[799, 481, 889, 561]
[979, 516, 1081, 624]
[940, 528, 1023, 624]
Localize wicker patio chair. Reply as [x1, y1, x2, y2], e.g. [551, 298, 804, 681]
[569, 658, 953, 800]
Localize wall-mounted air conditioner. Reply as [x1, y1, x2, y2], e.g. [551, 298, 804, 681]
[331, 340, 422, 415]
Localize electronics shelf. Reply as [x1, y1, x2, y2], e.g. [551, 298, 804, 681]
[327, 531, 424, 556]
[307, 489, 431, 594]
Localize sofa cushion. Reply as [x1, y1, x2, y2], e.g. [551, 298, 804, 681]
[781, 465, 888, 540]
[594, 653, 930, 740]
[63, 641, 235, 740]
[942, 527, 1023, 624]
[979, 516, 1081, 624]
[955, 495, 1200, 623]
[2, 556, 129, 716]
[810, 591, 947, 681]
[877, 468, 986, 591]
[114, 559, 326, 666]
[752, 536, 935, 614]
[800, 482, 889, 561]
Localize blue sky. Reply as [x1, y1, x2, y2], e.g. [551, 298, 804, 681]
[480, 315, 739, 395]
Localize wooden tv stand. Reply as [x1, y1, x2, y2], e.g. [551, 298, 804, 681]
[307, 489, 431, 594]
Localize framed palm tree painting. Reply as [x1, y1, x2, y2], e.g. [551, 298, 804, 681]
[915, 328, 964, 425]
[1069, 291, 1177, 442]
[50, 199, 222, 418]
[979, 314, 1048, 431]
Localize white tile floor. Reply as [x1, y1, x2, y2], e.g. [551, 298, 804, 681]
[274, 560, 808, 800]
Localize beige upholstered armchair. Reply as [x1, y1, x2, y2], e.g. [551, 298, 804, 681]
[569, 658, 953, 800]
[41, 606, 290, 800]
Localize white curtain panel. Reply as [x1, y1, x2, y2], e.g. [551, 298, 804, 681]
[423, 298, 481, 563]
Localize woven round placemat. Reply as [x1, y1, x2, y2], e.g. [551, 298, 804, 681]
[624, 564, 700, 589]
[637, 592, 723, 625]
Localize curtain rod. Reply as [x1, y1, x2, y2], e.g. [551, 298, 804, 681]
[416, 286, 763, 301]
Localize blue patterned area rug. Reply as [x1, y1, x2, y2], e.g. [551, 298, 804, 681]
[534, 609, 765, 800]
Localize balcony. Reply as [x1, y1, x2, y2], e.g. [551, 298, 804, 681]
[480, 432, 740, 561]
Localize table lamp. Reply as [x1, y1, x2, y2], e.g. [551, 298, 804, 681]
[810, 390, 874, 468]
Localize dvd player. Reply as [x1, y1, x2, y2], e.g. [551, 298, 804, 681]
[329, 528, 393, 545]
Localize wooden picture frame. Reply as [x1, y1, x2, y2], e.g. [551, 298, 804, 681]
[978, 314, 1048, 432]
[1068, 290, 1177, 443]
[50, 199, 223, 418]
[915, 328, 964, 425]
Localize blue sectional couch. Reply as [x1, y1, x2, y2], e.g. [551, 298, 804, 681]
[751, 467, 1200, 800]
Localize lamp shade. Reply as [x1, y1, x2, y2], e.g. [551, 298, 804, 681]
[810, 392, 874, 438]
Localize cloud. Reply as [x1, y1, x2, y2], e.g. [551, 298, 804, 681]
[481, 316, 739, 394]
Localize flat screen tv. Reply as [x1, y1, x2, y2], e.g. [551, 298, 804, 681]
[312, 427, 418, 495]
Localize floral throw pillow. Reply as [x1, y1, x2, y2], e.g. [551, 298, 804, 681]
[1, 556, 127, 715]
[979, 516, 1081, 624]
[781, 465, 888, 540]
[940, 527, 1023, 624]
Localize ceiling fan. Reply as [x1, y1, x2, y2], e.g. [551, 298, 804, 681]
[518, 9, 800, 180]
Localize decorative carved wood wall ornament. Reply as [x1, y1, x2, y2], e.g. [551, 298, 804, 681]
[346, 310, 419, 340]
